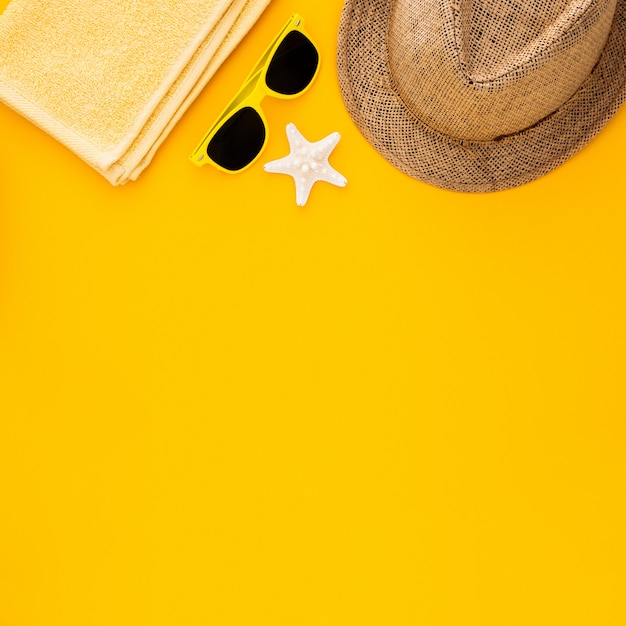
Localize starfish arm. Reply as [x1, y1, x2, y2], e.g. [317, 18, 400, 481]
[286, 123, 306, 148]
[315, 132, 341, 155]
[264, 156, 296, 174]
[322, 165, 348, 188]
[294, 177, 316, 207]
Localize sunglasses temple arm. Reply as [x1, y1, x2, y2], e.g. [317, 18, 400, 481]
[215, 68, 265, 124]
[238, 17, 294, 86]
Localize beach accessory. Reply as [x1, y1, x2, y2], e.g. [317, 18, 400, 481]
[337, 0, 626, 192]
[190, 14, 320, 173]
[0, 0, 270, 185]
[264, 123, 347, 206]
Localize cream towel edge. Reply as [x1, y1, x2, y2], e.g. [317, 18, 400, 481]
[99, 0, 240, 169]
[107, 0, 251, 183]
[0, 77, 118, 175]
[120, 0, 271, 184]
[0, 0, 251, 182]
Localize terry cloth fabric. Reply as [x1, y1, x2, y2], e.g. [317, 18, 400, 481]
[0, 0, 271, 185]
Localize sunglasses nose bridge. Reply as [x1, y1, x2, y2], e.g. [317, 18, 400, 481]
[239, 78, 270, 114]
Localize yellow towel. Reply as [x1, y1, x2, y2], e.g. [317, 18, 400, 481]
[0, 0, 270, 184]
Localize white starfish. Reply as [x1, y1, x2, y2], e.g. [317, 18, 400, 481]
[264, 123, 347, 206]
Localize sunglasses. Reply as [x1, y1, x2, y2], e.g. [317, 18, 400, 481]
[189, 14, 320, 173]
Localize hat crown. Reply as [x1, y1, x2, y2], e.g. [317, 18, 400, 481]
[454, 0, 607, 87]
[388, 0, 617, 140]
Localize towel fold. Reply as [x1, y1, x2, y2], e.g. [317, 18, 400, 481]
[0, 0, 270, 184]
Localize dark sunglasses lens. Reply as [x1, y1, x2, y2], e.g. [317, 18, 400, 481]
[207, 106, 266, 171]
[266, 30, 319, 95]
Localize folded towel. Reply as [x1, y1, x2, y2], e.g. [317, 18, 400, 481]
[0, 0, 270, 184]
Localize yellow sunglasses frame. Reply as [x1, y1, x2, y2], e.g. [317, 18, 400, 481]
[189, 14, 320, 173]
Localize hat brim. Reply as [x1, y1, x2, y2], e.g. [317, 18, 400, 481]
[336, 0, 626, 192]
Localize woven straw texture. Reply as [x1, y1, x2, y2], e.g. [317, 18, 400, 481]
[337, 0, 626, 192]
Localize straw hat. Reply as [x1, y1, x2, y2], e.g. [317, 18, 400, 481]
[336, 0, 626, 192]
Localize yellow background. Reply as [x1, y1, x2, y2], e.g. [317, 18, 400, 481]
[1, 0, 625, 624]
